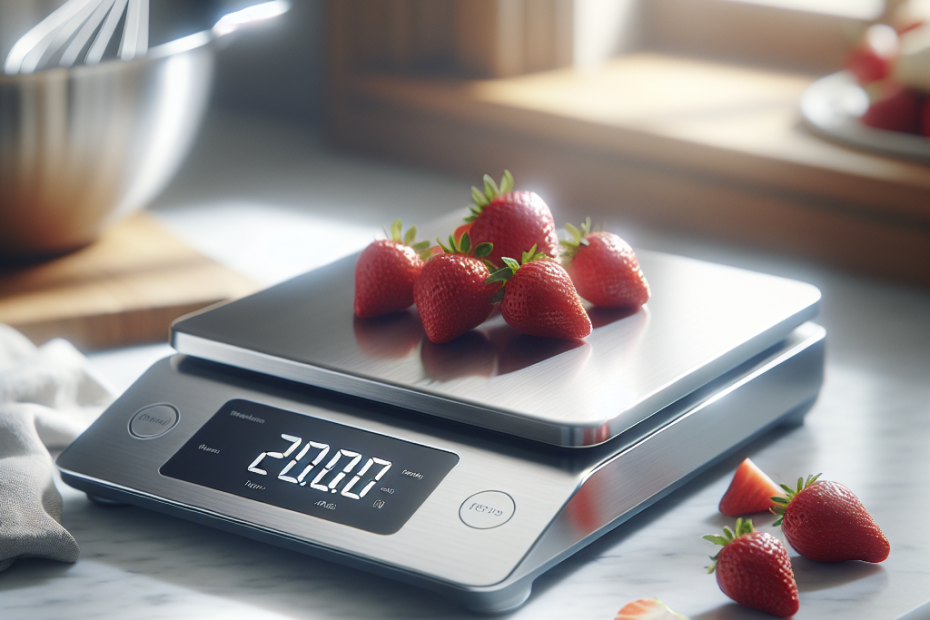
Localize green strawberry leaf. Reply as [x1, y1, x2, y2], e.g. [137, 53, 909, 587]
[485, 267, 513, 284]
[404, 225, 417, 245]
[520, 245, 539, 264]
[499, 169, 514, 194]
[501, 256, 521, 273]
[390, 219, 402, 242]
[474, 242, 493, 258]
[471, 186, 489, 208]
[483, 174, 499, 201]
[436, 237, 453, 255]
[459, 232, 472, 254]
[702, 535, 731, 546]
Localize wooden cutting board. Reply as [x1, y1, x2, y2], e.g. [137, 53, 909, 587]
[0, 212, 259, 350]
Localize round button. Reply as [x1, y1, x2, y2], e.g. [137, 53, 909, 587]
[459, 491, 515, 529]
[129, 404, 179, 438]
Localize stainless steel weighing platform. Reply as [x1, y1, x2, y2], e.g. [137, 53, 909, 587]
[58, 215, 824, 613]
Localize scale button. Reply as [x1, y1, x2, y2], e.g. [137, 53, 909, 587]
[459, 491, 515, 529]
[129, 404, 179, 438]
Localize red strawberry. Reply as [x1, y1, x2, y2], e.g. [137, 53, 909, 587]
[922, 97, 930, 137]
[772, 474, 890, 563]
[719, 457, 786, 517]
[861, 82, 924, 134]
[355, 220, 432, 319]
[704, 518, 799, 618]
[845, 24, 899, 85]
[615, 597, 690, 620]
[466, 170, 560, 269]
[488, 247, 592, 340]
[413, 233, 500, 344]
[560, 219, 650, 310]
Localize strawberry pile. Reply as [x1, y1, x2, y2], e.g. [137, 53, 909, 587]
[703, 459, 889, 617]
[354, 171, 651, 344]
[844, 4, 930, 137]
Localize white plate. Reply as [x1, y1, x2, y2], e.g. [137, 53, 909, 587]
[799, 71, 930, 163]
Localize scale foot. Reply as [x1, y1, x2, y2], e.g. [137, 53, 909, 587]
[778, 398, 817, 429]
[461, 584, 532, 615]
[86, 493, 129, 507]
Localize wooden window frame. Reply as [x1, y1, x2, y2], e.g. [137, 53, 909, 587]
[325, 0, 930, 288]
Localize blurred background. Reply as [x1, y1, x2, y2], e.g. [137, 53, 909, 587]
[1, 0, 928, 352]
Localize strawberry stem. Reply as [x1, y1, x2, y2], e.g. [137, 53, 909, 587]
[771, 473, 822, 526]
[466, 170, 515, 220]
[703, 518, 755, 573]
[382, 219, 433, 260]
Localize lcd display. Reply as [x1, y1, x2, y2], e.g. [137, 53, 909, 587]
[161, 399, 459, 534]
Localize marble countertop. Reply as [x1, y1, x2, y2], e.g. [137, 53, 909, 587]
[3, 111, 929, 620]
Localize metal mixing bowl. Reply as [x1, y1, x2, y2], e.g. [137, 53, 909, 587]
[0, 1, 286, 258]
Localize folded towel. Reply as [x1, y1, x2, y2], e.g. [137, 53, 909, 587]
[0, 325, 114, 571]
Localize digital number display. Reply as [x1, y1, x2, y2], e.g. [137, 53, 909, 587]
[160, 400, 458, 535]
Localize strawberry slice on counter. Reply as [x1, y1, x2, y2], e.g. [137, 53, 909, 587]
[719, 457, 786, 517]
[615, 597, 690, 620]
[772, 474, 890, 563]
[487, 246, 592, 340]
[466, 170, 560, 269]
[560, 218, 651, 310]
[704, 518, 800, 618]
[355, 220, 432, 319]
[413, 232, 500, 344]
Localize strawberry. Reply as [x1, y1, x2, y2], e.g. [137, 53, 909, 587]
[861, 82, 924, 134]
[772, 474, 890, 563]
[922, 97, 930, 137]
[615, 597, 690, 620]
[355, 220, 432, 319]
[845, 24, 899, 85]
[719, 457, 786, 517]
[413, 233, 500, 344]
[487, 247, 592, 340]
[466, 170, 560, 269]
[704, 518, 799, 618]
[560, 219, 650, 310]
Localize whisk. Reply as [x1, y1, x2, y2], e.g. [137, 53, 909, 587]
[4, 0, 149, 75]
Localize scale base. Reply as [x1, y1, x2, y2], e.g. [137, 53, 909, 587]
[59, 323, 824, 614]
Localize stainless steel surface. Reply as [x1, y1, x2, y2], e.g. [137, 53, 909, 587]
[58, 323, 825, 613]
[0, 1, 288, 256]
[172, 224, 821, 447]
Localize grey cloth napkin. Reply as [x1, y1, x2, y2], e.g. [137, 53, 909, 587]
[0, 325, 114, 571]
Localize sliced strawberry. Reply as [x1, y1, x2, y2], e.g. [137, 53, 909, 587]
[615, 597, 690, 620]
[718, 457, 786, 517]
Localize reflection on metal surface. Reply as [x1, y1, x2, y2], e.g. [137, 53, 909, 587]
[58, 322, 825, 613]
[172, 226, 821, 447]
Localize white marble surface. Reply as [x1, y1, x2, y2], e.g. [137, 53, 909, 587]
[3, 112, 930, 620]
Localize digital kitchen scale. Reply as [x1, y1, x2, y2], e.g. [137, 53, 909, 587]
[57, 214, 824, 613]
